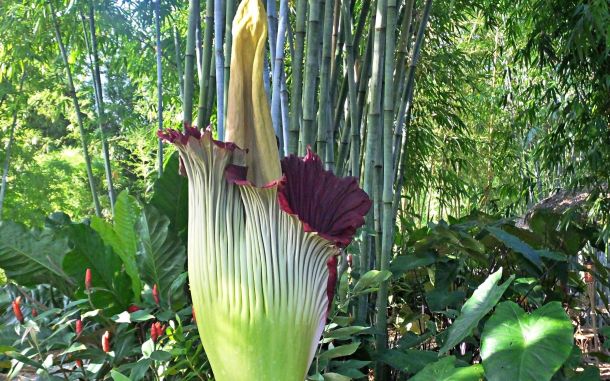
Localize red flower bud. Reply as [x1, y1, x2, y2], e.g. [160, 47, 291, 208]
[12, 297, 24, 324]
[150, 322, 166, 343]
[76, 359, 83, 368]
[102, 331, 111, 353]
[31, 308, 38, 318]
[85, 268, 92, 291]
[75, 319, 83, 335]
[152, 284, 160, 305]
[127, 305, 141, 313]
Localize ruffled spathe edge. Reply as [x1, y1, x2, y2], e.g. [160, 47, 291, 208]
[158, 126, 372, 249]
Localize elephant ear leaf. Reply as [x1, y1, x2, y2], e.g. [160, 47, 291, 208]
[480, 301, 573, 381]
[136, 204, 187, 309]
[91, 190, 142, 301]
[0, 220, 74, 294]
[62, 223, 133, 314]
[439, 268, 514, 354]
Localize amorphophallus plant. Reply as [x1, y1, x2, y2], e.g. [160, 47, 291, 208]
[159, 0, 371, 380]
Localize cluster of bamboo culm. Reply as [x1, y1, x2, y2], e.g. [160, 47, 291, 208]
[174, 0, 433, 379]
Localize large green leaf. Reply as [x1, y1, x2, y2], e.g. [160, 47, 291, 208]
[136, 205, 187, 308]
[410, 356, 484, 381]
[352, 270, 392, 294]
[486, 227, 543, 271]
[91, 190, 142, 301]
[379, 349, 438, 374]
[149, 151, 188, 235]
[62, 223, 133, 312]
[480, 301, 573, 381]
[439, 268, 514, 354]
[0, 221, 74, 293]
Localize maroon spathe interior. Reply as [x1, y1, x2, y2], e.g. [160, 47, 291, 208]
[278, 147, 372, 248]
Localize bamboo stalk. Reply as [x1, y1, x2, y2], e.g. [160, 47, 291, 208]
[195, 13, 203, 79]
[155, 0, 164, 177]
[316, 0, 334, 166]
[173, 25, 185, 102]
[0, 72, 26, 219]
[377, 0, 398, 378]
[392, 0, 415, 111]
[49, 3, 102, 216]
[89, 3, 116, 209]
[206, 53, 217, 120]
[300, 0, 322, 154]
[267, 0, 278, 74]
[271, 0, 289, 154]
[183, 0, 200, 126]
[288, 0, 307, 154]
[214, 0, 225, 138]
[80, 6, 116, 212]
[395, 0, 432, 138]
[197, 0, 214, 127]
[340, 0, 359, 179]
[279, 69, 290, 154]
[329, 0, 341, 83]
[354, 29, 374, 325]
[0, 107, 18, 219]
[223, 0, 237, 134]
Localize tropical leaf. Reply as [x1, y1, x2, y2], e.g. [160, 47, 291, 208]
[379, 349, 438, 374]
[480, 301, 573, 381]
[136, 204, 187, 308]
[486, 227, 543, 271]
[410, 356, 484, 381]
[91, 190, 142, 301]
[352, 270, 392, 294]
[62, 223, 133, 313]
[150, 151, 188, 235]
[0, 221, 74, 293]
[439, 268, 514, 354]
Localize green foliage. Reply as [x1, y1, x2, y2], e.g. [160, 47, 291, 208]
[149, 151, 188, 236]
[0, 220, 74, 294]
[136, 204, 187, 309]
[480, 301, 574, 381]
[62, 221, 133, 314]
[439, 268, 514, 354]
[410, 356, 484, 381]
[91, 191, 142, 301]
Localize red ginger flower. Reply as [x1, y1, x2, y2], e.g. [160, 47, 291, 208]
[85, 268, 92, 291]
[12, 297, 24, 324]
[102, 331, 111, 353]
[75, 319, 83, 335]
[152, 284, 160, 305]
[127, 304, 141, 313]
[31, 308, 38, 318]
[150, 322, 167, 343]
